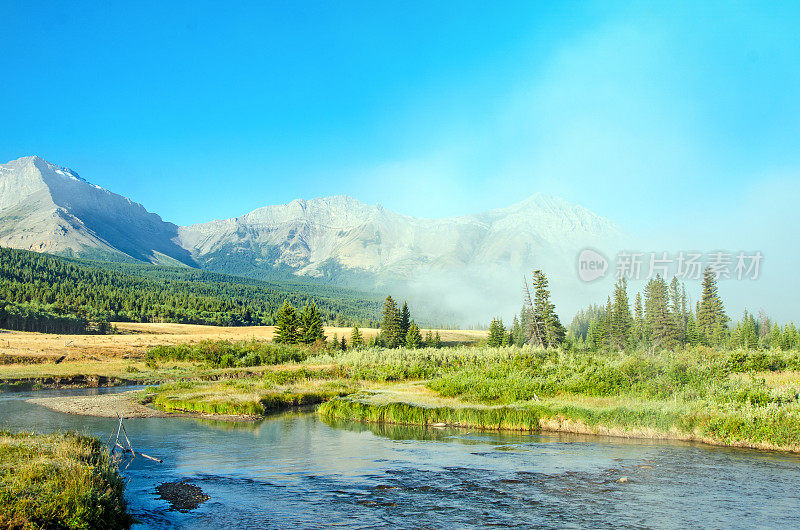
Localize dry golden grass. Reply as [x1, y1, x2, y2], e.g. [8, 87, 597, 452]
[730, 370, 800, 389]
[0, 323, 485, 363]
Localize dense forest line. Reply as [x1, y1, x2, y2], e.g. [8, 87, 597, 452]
[566, 268, 800, 352]
[0, 247, 381, 333]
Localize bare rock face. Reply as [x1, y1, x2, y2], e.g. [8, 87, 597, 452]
[178, 192, 626, 285]
[0, 156, 195, 266]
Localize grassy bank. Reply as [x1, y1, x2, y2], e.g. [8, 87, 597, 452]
[0, 431, 131, 529]
[317, 346, 800, 451]
[146, 367, 362, 416]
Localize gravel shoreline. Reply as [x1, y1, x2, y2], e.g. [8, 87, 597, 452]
[28, 391, 169, 418]
[27, 390, 261, 422]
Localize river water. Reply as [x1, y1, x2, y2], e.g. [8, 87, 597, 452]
[2, 387, 799, 528]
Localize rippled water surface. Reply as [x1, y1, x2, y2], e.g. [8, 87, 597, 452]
[2, 387, 799, 528]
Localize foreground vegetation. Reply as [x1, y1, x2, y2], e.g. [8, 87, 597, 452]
[0, 431, 131, 529]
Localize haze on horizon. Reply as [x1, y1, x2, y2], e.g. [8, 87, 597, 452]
[1, 1, 798, 321]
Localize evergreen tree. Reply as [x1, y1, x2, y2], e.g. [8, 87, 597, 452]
[511, 307, 530, 346]
[768, 323, 781, 350]
[782, 323, 799, 350]
[644, 275, 678, 349]
[686, 312, 699, 347]
[432, 331, 442, 348]
[340, 336, 347, 351]
[350, 326, 364, 349]
[399, 302, 411, 336]
[299, 302, 325, 344]
[381, 295, 402, 348]
[668, 277, 686, 345]
[405, 321, 422, 348]
[530, 270, 565, 348]
[274, 300, 300, 344]
[567, 304, 604, 342]
[697, 266, 728, 346]
[519, 305, 534, 344]
[633, 292, 645, 347]
[424, 329, 433, 347]
[586, 318, 602, 351]
[734, 310, 758, 349]
[680, 284, 689, 341]
[487, 317, 506, 347]
[757, 310, 771, 348]
[602, 296, 613, 349]
[610, 278, 633, 350]
[510, 314, 525, 346]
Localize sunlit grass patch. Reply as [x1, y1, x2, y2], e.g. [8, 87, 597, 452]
[149, 375, 362, 416]
[0, 431, 131, 529]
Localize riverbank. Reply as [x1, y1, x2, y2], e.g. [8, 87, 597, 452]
[0, 431, 131, 529]
[307, 345, 798, 452]
[318, 387, 800, 453]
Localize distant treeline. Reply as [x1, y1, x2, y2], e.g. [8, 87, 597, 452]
[0, 300, 89, 334]
[0, 247, 381, 333]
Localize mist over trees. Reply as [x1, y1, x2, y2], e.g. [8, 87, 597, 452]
[567, 266, 800, 352]
[377, 295, 439, 349]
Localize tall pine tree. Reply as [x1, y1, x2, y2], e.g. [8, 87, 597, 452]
[531, 270, 565, 348]
[697, 266, 728, 346]
[350, 325, 364, 349]
[381, 295, 402, 348]
[610, 278, 633, 350]
[644, 275, 678, 349]
[405, 321, 422, 348]
[487, 317, 506, 347]
[274, 300, 300, 344]
[299, 302, 325, 345]
[399, 302, 411, 336]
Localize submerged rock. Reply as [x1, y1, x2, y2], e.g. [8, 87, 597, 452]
[156, 480, 210, 512]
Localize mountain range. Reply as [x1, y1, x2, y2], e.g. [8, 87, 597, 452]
[0, 156, 626, 320]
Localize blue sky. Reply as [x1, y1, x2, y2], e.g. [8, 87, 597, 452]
[1, 1, 799, 317]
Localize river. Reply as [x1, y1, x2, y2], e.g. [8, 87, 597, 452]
[2, 387, 799, 528]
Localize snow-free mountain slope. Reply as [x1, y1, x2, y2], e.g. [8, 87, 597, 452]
[179, 192, 625, 282]
[0, 156, 194, 266]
